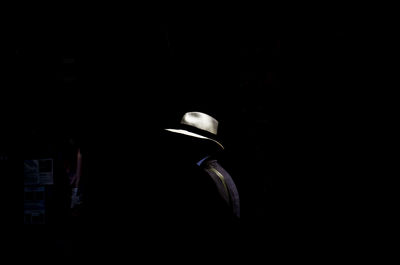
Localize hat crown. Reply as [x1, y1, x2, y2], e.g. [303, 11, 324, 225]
[180, 112, 219, 135]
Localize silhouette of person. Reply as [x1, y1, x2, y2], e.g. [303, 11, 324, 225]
[158, 111, 240, 226]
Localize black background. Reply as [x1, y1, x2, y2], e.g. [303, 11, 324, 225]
[15, 12, 385, 261]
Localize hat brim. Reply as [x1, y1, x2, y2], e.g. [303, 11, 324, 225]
[165, 129, 224, 150]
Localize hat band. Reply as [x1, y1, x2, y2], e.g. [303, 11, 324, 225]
[177, 123, 221, 143]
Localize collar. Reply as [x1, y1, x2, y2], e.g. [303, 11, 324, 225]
[196, 156, 210, 166]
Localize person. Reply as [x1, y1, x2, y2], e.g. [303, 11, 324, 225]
[157, 111, 240, 227]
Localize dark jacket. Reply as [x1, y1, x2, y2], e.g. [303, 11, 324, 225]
[152, 131, 240, 230]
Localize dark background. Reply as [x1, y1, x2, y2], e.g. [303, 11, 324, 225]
[17, 18, 281, 259]
[16, 14, 384, 261]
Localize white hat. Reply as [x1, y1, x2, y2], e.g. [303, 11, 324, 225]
[165, 112, 224, 150]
